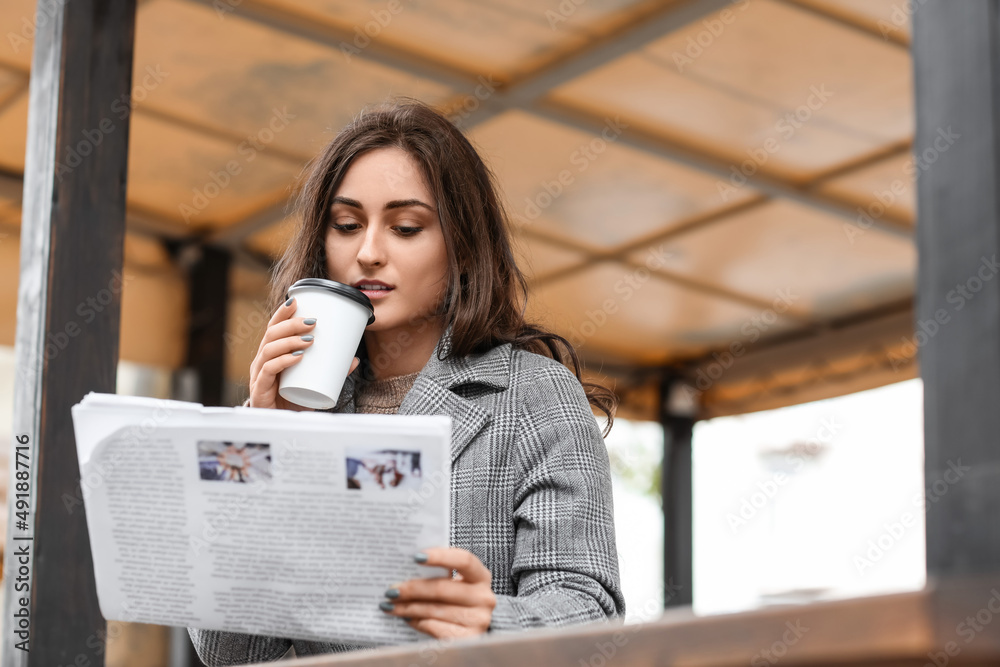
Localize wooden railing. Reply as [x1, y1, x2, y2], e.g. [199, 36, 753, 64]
[269, 575, 1000, 667]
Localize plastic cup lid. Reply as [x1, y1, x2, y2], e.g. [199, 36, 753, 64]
[286, 278, 375, 324]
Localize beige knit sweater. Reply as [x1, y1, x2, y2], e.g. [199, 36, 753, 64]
[352, 370, 420, 415]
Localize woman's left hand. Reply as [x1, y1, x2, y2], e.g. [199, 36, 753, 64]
[381, 547, 496, 639]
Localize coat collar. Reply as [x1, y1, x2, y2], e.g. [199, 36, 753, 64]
[418, 326, 512, 392]
[335, 327, 512, 463]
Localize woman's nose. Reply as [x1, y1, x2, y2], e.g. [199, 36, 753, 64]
[356, 225, 387, 267]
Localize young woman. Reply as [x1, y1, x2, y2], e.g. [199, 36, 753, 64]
[189, 98, 624, 664]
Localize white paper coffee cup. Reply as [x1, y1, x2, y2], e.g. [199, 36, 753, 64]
[278, 278, 375, 409]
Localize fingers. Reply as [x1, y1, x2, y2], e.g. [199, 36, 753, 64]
[406, 618, 479, 640]
[248, 297, 319, 409]
[268, 295, 298, 327]
[248, 297, 361, 410]
[381, 600, 491, 629]
[256, 331, 316, 373]
[380, 549, 495, 638]
[253, 296, 297, 358]
[387, 577, 493, 607]
[416, 548, 492, 585]
[250, 299, 316, 380]
[249, 346, 309, 404]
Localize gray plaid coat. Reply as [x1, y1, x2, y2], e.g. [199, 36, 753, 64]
[189, 331, 625, 665]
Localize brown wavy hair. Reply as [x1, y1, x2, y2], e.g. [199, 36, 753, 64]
[268, 97, 617, 434]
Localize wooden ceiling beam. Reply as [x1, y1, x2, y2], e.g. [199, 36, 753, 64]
[177, 0, 735, 245]
[0, 169, 23, 201]
[4, 165, 299, 257]
[179, 0, 913, 255]
[454, 0, 739, 125]
[524, 195, 765, 287]
[136, 104, 311, 166]
[527, 101, 914, 239]
[207, 197, 289, 247]
[777, 0, 910, 48]
[806, 139, 912, 184]
[0, 82, 28, 117]
[181, 0, 477, 90]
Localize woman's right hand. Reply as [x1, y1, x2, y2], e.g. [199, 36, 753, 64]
[248, 296, 360, 410]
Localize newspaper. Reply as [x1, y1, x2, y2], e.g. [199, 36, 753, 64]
[70, 392, 452, 647]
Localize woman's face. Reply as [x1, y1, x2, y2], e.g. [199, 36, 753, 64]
[324, 147, 449, 334]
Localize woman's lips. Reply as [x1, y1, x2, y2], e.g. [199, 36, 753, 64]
[360, 288, 394, 300]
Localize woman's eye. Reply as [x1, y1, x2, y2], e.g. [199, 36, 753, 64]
[395, 226, 422, 236]
[330, 222, 360, 232]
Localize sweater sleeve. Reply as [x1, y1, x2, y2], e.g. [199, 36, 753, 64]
[488, 362, 626, 632]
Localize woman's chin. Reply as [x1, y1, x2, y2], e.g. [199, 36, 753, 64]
[365, 312, 443, 335]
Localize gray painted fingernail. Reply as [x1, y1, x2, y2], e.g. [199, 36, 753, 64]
[413, 552, 428, 564]
[303, 318, 316, 325]
[384, 588, 399, 599]
[285, 297, 294, 307]
[379, 601, 394, 612]
[300, 335, 314, 342]
[291, 350, 304, 356]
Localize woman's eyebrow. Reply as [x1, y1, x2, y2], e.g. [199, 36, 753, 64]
[332, 196, 435, 211]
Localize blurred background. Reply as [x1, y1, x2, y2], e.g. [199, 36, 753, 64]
[0, 0, 924, 664]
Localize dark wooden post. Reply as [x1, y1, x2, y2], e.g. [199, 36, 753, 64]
[912, 1, 1000, 578]
[660, 373, 695, 607]
[185, 244, 232, 407]
[176, 242, 230, 664]
[1, 1, 137, 665]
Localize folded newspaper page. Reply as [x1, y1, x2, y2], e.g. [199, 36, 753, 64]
[70, 392, 451, 647]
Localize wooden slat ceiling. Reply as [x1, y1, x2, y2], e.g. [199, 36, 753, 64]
[0, 0, 919, 419]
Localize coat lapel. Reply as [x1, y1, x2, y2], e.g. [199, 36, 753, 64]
[399, 375, 492, 464]
[335, 327, 511, 464]
[403, 329, 513, 464]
